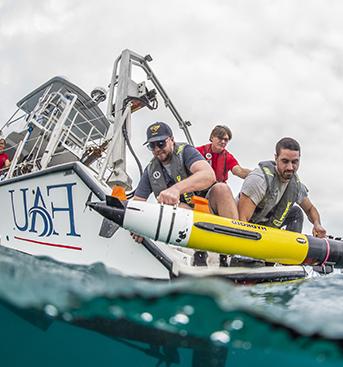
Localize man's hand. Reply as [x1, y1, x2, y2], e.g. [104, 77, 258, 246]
[312, 224, 326, 238]
[300, 198, 326, 238]
[130, 232, 144, 243]
[157, 186, 180, 205]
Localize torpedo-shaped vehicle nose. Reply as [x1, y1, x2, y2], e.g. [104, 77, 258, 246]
[88, 201, 125, 227]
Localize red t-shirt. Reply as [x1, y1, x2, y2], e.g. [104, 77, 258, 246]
[196, 144, 238, 182]
[0, 153, 9, 170]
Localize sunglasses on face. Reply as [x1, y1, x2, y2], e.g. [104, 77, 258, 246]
[147, 139, 168, 151]
[213, 136, 229, 143]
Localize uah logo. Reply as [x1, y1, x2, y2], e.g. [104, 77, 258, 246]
[9, 182, 80, 238]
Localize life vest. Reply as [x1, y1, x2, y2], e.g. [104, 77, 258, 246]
[147, 143, 194, 205]
[250, 160, 301, 228]
[202, 143, 228, 182]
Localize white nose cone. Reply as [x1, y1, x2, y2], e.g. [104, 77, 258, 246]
[123, 201, 193, 246]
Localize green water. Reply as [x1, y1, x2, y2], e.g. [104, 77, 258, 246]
[1, 245, 343, 366]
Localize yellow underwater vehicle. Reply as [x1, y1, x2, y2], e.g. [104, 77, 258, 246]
[88, 194, 343, 276]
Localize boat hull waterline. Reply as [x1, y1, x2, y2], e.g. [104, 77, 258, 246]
[89, 198, 343, 268]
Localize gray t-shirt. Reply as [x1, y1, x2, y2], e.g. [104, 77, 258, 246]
[135, 144, 205, 199]
[240, 167, 308, 207]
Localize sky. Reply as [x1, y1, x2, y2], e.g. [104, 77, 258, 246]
[0, 0, 343, 235]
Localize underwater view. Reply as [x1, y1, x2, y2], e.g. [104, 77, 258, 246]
[1, 245, 343, 367]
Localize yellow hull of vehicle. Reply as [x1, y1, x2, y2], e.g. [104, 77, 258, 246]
[89, 197, 341, 268]
[189, 211, 309, 265]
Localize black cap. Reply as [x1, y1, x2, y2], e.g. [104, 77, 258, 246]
[143, 122, 173, 145]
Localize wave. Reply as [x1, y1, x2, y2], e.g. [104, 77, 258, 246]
[1, 245, 343, 366]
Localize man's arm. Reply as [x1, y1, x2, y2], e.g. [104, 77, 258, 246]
[238, 193, 257, 222]
[158, 160, 216, 205]
[176, 160, 215, 193]
[4, 159, 10, 168]
[237, 170, 266, 222]
[133, 168, 152, 200]
[299, 197, 326, 238]
[232, 165, 251, 179]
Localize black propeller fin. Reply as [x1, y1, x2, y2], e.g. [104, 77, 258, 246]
[106, 195, 125, 209]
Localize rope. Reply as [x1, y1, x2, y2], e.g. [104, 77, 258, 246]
[321, 237, 331, 266]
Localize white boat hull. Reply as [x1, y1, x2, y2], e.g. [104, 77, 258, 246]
[0, 162, 177, 279]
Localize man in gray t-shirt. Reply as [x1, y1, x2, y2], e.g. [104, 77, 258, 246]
[238, 137, 326, 238]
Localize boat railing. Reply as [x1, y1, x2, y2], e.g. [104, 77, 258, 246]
[2, 49, 195, 188]
[4, 88, 110, 179]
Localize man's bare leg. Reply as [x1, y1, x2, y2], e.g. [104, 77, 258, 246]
[208, 183, 238, 219]
[207, 183, 238, 267]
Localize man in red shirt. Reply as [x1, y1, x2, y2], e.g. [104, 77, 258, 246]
[196, 125, 250, 183]
[0, 138, 10, 171]
[195, 125, 250, 266]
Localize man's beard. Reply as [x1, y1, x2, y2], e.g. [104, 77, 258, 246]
[281, 170, 294, 180]
[157, 151, 172, 164]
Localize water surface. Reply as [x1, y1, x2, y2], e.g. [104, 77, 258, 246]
[1, 245, 343, 366]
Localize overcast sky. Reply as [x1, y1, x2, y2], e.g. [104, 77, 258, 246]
[1, 0, 343, 235]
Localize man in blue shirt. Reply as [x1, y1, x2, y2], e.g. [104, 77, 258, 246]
[131, 122, 239, 252]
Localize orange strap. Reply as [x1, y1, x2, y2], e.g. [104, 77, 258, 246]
[192, 195, 210, 213]
[111, 185, 127, 200]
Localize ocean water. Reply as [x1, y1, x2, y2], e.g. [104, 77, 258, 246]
[1, 245, 343, 367]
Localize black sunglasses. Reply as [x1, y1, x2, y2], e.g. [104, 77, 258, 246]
[147, 139, 168, 151]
